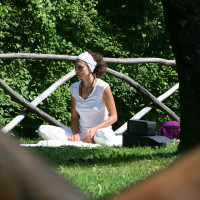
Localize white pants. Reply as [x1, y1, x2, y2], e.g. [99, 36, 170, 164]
[38, 125, 116, 146]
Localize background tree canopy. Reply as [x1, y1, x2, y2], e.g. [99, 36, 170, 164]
[0, 0, 179, 138]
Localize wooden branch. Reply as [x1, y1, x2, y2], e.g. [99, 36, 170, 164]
[107, 68, 180, 122]
[0, 53, 77, 61]
[1, 70, 75, 134]
[115, 83, 179, 134]
[104, 57, 176, 66]
[0, 53, 176, 65]
[0, 78, 68, 130]
[0, 131, 89, 200]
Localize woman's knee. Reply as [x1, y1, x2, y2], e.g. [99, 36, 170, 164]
[94, 128, 115, 146]
[38, 125, 49, 138]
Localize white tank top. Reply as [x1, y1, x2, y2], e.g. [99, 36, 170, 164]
[70, 79, 111, 135]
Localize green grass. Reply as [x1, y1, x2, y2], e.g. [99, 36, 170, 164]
[19, 138, 178, 200]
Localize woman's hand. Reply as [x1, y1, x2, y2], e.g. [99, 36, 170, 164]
[83, 127, 97, 143]
[68, 133, 80, 142]
[85, 127, 97, 138]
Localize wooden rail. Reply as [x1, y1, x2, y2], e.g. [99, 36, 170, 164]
[1, 70, 76, 133]
[0, 53, 179, 134]
[0, 78, 67, 129]
[115, 83, 179, 134]
[107, 68, 179, 121]
[0, 53, 176, 65]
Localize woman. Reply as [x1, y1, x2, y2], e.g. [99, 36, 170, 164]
[38, 51, 118, 146]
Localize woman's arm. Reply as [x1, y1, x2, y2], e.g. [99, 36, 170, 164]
[100, 86, 118, 127]
[68, 95, 80, 141]
[85, 86, 117, 138]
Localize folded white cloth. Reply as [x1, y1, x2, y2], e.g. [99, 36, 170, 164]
[20, 134, 122, 148]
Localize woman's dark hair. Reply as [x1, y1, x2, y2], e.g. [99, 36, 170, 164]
[88, 50, 107, 78]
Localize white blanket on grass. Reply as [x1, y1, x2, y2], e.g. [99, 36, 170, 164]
[20, 135, 123, 148]
[20, 140, 101, 148]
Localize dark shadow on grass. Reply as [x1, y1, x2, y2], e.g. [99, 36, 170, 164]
[27, 145, 178, 167]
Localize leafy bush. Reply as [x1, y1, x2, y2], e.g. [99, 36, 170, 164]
[0, 0, 179, 137]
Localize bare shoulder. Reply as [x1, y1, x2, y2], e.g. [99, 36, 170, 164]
[103, 85, 113, 100]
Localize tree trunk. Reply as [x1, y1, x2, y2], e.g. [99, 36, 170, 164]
[161, 1, 200, 151]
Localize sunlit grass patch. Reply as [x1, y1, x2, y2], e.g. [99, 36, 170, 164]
[24, 143, 178, 199]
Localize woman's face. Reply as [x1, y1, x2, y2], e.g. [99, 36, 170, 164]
[75, 60, 91, 80]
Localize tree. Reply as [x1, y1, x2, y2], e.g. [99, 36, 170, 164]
[161, 1, 200, 151]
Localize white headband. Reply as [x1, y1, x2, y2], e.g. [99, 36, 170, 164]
[76, 52, 97, 72]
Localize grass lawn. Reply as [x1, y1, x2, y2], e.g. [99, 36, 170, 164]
[20, 138, 178, 199]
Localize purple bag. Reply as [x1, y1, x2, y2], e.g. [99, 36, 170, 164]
[158, 121, 180, 139]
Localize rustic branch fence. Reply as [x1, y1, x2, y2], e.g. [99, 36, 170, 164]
[0, 53, 179, 135]
[2, 54, 200, 200]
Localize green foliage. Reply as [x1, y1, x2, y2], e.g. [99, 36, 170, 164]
[105, 63, 179, 130]
[97, 0, 173, 57]
[0, 0, 179, 137]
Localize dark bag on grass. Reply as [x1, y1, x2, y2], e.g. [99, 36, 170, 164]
[158, 121, 180, 139]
